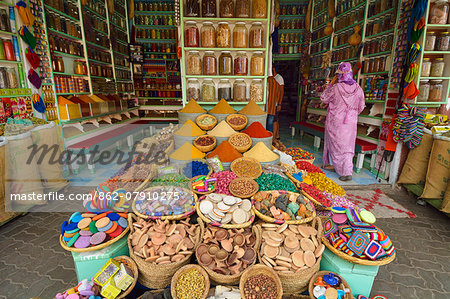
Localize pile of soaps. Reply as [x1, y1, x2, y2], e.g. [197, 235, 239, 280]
[324, 207, 395, 260]
[61, 212, 128, 249]
[253, 191, 315, 221]
[199, 193, 253, 224]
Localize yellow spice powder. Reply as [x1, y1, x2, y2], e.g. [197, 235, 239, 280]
[175, 119, 206, 137]
[170, 142, 205, 160]
[244, 142, 279, 162]
[179, 99, 206, 113]
[238, 100, 266, 115]
[207, 120, 237, 137]
[209, 99, 236, 114]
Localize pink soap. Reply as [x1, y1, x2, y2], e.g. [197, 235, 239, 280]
[332, 213, 347, 224]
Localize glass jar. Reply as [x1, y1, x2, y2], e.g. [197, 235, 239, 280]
[219, 51, 233, 75]
[201, 22, 216, 47]
[216, 22, 231, 48]
[187, 50, 202, 75]
[184, 21, 199, 47]
[202, 0, 216, 17]
[234, 51, 248, 75]
[431, 58, 445, 77]
[218, 79, 232, 101]
[437, 32, 450, 51]
[201, 79, 216, 101]
[6, 68, 17, 89]
[249, 22, 264, 48]
[233, 79, 247, 101]
[429, 0, 449, 24]
[187, 79, 201, 101]
[422, 58, 432, 77]
[417, 80, 430, 102]
[425, 32, 437, 51]
[252, 0, 267, 18]
[203, 51, 217, 75]
[429, 80, 443, 101]
[235, 0, 250, 17]
[74, 60, 84, 75]
[250, 79, 263, 102]
[233, 22, 248, 48]
[220, 0, 234, 17]
[250, 51, 264, 76]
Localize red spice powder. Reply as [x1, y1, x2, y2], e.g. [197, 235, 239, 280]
[206, 140, 242, 162]
[242, 122, 272, 138]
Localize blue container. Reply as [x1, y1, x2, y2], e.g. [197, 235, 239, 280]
[320, 247, 379, 297]
[71, 233, 129, 281]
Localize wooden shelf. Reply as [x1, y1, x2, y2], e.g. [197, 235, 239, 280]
[86, 41, 111, 52]
[367, 8, 394, 21]
[88, 59, 112, 66]
[61, 107, 140, 124]
[365, 29, 395, 39]
[363, 51, 392, 58]
[185, 75, 265, 79]
[44, 5, 80, 23]
[183, 17, 267, 23]
[53, 72, 89, 77]
[84, 7, 107, 20]
[53, 51, 85, 59]
[48, 28, 82, 42]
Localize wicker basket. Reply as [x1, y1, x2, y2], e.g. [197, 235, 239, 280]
[228, 133, 252, 153]
[198, 225, 262, 285]
[252, 190, 317, 225]
[134, 164, 158, 192]
[239, 264, 283, 299]
[308, 271, 353, 299]
[171, 264, 210, 299]
[300, 188, 332, 211]
[128, 214, 205, 289]
[195, 195, 256, 229]
[193, 135, 217, 153]
[229, 177, 259, 199]
[190, 175, 217, 195]
[181, 159, 213, 179]
[114, 256, 139, 299]
[294, 158, 315, 164]
[196, 114, 217, 131]
[132, 186, 196, 221]
[230, 157, 262, 179]
[226, 114, 248, 131]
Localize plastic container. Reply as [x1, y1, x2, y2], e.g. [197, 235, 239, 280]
[219, 51, 233, 75]
[249, 22, 264, 48]
[187, 50, 202, 75]
[421, 58, 431, 77]
[233, 22, 248, 48]
[429, 0, 449, 24]
[417, 80, 430, 102]
[250, 51, 265, 76]
[233, 79, 247, 102]
[431, 58, 445, 77]
[429, 79, 444, 102]
[203, 51, 217, 75]
[250, 79, 264, 102]
[201, 79, 216, 102]
[216, 22, 231, 48]
[218, 79, 231, 101]
[201, 21, 216, 48]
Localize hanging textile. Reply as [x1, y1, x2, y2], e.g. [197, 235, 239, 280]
[392, 103, 426, 149]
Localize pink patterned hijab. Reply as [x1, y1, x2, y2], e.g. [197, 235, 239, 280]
[336, 62, 356, 85]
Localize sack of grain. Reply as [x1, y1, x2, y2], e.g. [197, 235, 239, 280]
[421, 136, 450, 199]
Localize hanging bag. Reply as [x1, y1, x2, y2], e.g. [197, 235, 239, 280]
[25, 47, 40, 69]
[15, 1, 35, 27]
[27, 69, 42, 89]
[19, 26, 36, 49]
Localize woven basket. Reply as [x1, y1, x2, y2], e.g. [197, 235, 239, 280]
[134, 164, 158, 192]
[226, 114, 248, 131]
[196, 114, 218, 131]
[228, 133, 252, 153]
[300, 188, 332, 211]
[132, 186, 196, 221]
[181, 159, 213, 179]
[190, 175, 217, 195]
[114, 256, 139, 299]
[308, 271, 353, 299]
[294, 158, 315, 164]
[230, 157, 262, 179]
[171, 264, 210, 299]
[257, 217, 323, 295]
[239, 264, 283, 299]
[198, 225, 262, 285]
[229, 177, 259, 199]
[252, 190, 317, 225]
[193, 135, 217, 153]
[195, 195, 256, 229]
[128, 214, 205, 289]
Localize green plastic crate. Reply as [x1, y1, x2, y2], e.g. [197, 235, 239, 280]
[71, 233, 130, 281]
[320, 247, 379, 297]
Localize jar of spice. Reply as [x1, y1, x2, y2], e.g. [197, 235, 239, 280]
[219, 0, 234, 17]
[216, 22, 231, 48]
[233, 79, 247, 101]
[203, 51, 217, 75]
[187, 50, 202, 75]
[249, 22, 264, 48]
[252, 0, 267, 18]
[422, 58, 432, 77]
[234, 51, 248, 75]
[201, 79, 216, 102]
[425, 32, 437, 51]
[250, 79, 263, 102]
[437, 32, 450, 51]
[201, 22, 215, 47]
[429, 0, 449, 24]
[219, 51, 233, 75]
[233, 22, 248, 48]
[218, 79, 232, 101]
[431, 58, 445, 77]
[202, 0, 217, 17]
[429, 79, 443, 101]
[417, 80, 430, 102]
[184, 21, 199, 47]
[250, 51, 264, 76]
[235, 0, 250, 17]
[187, 79, 201, 101]
[6, 68, 17, 89]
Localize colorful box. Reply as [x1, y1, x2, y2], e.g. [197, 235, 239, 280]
[114, 263, 134, 290]
[94, 258, 121, 287]
[101, 277, 121, 299]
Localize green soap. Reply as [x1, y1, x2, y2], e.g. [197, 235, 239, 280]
[67, 232, 80, 247]
[288, 202, 299, 214]
[66, 228, 80, 234]
[89, 221, 98, 233]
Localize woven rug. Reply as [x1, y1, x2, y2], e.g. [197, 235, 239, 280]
[346, 189, 416, 218]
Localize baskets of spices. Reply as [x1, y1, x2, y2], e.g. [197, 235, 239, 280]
[196, 193, 255, 228]
[182, 159, 213, 179]
[228, 177, 259, 199]
[228, 133, 252, 153]
[308, 271, 353, 299]
[193, 135, 217, 153]
[299, 183, 332, 211]
[196, 114, 217, 131]
[230, 157, 262, 179]
[171, 264, 210, 299]
[242, 122, 273, 149]
[285, 147, 315, 164]
[190, 175, 217, 195]
[240, 265, 283, 299]
[226, 114, 248, 131]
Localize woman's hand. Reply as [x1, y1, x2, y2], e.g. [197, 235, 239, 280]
[330, 75, 338, 85]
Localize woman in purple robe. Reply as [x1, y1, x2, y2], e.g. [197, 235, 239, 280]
[320, 62, 365, 181]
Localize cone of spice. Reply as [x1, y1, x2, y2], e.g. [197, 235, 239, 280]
[208, 120, 237, 137]
[180, 99, 207, 113]
[207, 140, 242, 162]
[244, 142, 279, 163]
[209, 99, 236, 114]
[242, 122, 272, 138]
[170, 142, 206, 160]
[175, 119, 206, 137]
[238, 100, 266, 115]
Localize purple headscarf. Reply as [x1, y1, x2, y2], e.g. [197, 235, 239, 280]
[336, 62, 356, 85]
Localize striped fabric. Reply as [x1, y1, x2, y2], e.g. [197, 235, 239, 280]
[266, 74, 284, 115]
